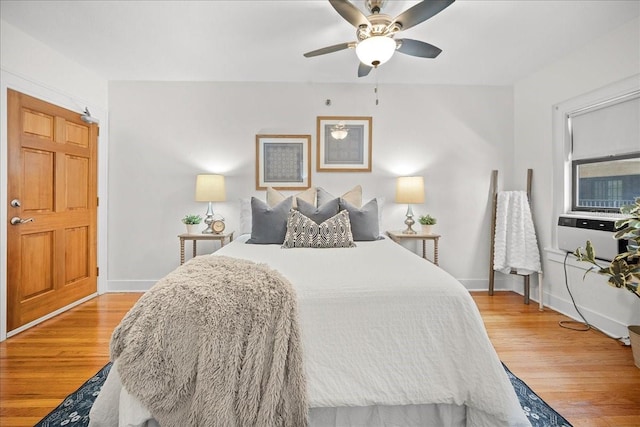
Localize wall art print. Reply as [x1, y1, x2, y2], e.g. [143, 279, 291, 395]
[256, 134, 311, 190]
[317, 116, 372, 172]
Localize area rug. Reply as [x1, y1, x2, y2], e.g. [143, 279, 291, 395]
[35, 362, 572, 427]
[502, 363, 573, 427]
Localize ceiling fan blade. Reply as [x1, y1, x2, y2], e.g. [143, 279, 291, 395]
[393, 0, 455, 31]
[329, 0, 370, 28]
[304, 42, 355, 58]
[358, 62, 372, 77]
[396, 39, 442, 58]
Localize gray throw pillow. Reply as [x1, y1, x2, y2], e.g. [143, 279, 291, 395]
[339, 198, 380, 241]
[246, 196, 293, 244]
[282, 209, 356, 249]
[296, 197, 339, 224]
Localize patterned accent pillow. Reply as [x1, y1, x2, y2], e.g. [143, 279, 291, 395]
[282, 209, 356, 249]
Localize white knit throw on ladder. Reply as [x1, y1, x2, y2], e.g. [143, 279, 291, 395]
[493, 191, 541, 275]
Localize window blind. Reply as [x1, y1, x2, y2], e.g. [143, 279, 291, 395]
[571, 93, 640, 160]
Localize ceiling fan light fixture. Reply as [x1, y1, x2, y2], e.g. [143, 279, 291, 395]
[355, 36, 396, 67]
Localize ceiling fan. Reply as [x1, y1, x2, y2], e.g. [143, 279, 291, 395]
[304, 0, 455, 77]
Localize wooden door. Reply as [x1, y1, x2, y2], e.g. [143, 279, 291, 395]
[7, 89, 98, 332]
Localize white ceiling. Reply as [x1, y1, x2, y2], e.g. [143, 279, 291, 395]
[1, 0, 638, 85]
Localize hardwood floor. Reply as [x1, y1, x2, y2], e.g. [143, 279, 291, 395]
[1, 291, 639, 426]
[476, 292, 640, 427]
[0, 293, 141, 426]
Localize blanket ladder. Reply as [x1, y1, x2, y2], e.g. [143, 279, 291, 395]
[488, 169, 543, 310]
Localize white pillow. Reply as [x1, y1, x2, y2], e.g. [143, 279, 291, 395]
[239, 198, 252, 235]
[376, 196, 385, 233]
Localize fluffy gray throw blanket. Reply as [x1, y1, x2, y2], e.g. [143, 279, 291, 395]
[110, 255, 308, 427]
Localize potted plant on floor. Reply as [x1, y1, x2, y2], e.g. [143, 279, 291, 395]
[182, 214, 202, 234]
[574, 197, 640, 367]
[418, 214, 437, 234]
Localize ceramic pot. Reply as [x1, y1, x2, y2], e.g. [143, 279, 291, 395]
[185, 224, 200, 234]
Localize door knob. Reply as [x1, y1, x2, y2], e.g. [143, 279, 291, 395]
[10, 217, 34, 225]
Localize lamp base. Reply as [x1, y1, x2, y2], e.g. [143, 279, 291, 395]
[402, 204, 417, 234]
[202, 202, 214, 234]
[402, 219, 417, 234]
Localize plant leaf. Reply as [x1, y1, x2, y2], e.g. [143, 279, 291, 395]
[586, 240, 596, 261]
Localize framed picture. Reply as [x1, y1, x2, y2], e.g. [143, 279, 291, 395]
[317, 116, 372, 172]
[256, 134, 311, 190]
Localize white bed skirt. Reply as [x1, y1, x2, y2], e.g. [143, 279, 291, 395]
[109, 401, 467, 427]
[91, 359, 467, 427]
[309, 404, 466, 427]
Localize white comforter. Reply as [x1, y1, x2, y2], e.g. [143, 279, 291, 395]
[218, 236, 528, 426]
[92, 236, 530, 427]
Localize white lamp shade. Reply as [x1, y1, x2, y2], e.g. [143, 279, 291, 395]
[195, 174, 226, 202]
[356, 36, 396, 67]
[395, 176, 425, 204]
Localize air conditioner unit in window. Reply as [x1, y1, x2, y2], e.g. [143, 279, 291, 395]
[557, 214, 627, 262]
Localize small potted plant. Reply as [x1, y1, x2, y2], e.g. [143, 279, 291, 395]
[181, 214, 202, 234]
[418, 214, 437, 234]
[574, 197, 640, 367]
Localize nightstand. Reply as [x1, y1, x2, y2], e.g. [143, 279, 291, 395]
[386, 230, 441, 266]
[178, 231, 234, 265]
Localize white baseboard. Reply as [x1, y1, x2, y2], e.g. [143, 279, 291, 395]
[106, 280, 156, 292]
[458, 278, 512, 292]
[544, 248, 631, 339]
[542, 291, 629, 339]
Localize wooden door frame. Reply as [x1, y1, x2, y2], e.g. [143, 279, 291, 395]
[0, 73, 109, 341]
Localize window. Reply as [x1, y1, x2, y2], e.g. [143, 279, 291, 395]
[568, 91, 640, 213]
[572, 154, 640, 211]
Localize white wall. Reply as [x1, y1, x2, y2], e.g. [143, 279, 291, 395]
[107, 82, 514, 291]
[513, 18, 640, 338]
[0, 21, 109, 340]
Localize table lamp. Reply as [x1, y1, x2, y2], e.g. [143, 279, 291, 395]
[395, 176, 425, 234]
[195, 174, 226, 234]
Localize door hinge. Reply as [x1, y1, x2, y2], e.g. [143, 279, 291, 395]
[96, 267, 99, 276]
[97, 197, 99, 207]
[97, 127, 100, 136]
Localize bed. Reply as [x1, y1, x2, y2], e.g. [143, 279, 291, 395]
[90, 232, 530, 426]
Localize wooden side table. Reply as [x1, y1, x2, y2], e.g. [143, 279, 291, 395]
[178, 231, 234, 265]
[386, 230, 441, 266]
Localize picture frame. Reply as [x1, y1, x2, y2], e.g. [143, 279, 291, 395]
[256, 134, 311, 190]
[317, 116, 372, 172]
